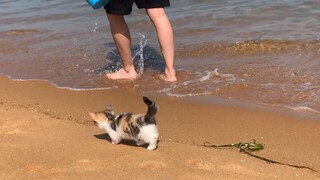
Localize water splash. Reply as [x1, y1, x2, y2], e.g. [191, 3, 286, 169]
[133, 33, 149, 75]
[93, 22, 98, 32]
[92, 18, 100, 33]
[91, 33, 149, 75]
[72, 37, 79, 45]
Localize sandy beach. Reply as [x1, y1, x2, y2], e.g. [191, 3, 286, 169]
[0, 75, 319, 179]
[1, 0, 320, 179]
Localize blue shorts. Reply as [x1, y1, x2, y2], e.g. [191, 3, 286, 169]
[104, 0, 170, 15]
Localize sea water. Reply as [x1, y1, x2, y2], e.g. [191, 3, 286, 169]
[0, 0, 320, 114]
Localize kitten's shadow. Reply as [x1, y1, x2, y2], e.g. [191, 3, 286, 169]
[94, 133, 149, 149]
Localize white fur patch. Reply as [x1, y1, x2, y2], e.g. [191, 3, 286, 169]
[97, 121, 158, 150]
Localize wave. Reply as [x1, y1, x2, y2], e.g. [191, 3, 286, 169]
[177, 39, 320, 57]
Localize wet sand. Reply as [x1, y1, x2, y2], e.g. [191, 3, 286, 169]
[1, 75, 320, 179]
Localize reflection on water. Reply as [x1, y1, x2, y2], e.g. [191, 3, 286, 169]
[0, 0, 320, 114]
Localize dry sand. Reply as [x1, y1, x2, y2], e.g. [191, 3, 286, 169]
[1, 75, 320, 179]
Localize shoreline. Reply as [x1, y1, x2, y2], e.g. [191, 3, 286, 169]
[4, 74, 320, 122]
[1, 75, 320, 179]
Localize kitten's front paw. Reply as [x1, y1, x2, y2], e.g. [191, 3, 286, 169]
[111, 139, 121, 145]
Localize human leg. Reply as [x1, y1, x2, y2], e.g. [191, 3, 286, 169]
[105, 14, 137, 80]
[146, 8, 177, 82]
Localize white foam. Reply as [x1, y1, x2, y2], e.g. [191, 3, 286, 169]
[213, 68, 220, 77]
[166, 91, 212, 97]
[5, 75, 117, 92]
[285, 105, 320, 114]
[220, 73, 236, 81]
[199, 71, 212, 81]
[183, 80, 193, 86]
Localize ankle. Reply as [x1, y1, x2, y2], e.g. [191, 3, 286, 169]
[123, 65, 136, 73]
[164, 68, 177, 81]
[165, 67, 176, 76]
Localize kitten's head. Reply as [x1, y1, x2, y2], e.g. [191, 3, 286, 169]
[89, 105, 115, 128]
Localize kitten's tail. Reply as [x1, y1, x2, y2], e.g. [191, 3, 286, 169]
[143, 96, 158, 123]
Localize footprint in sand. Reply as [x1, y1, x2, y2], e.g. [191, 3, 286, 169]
[1, 124, 25, 135]
[7, 128, 23, 135]
[0, 118, 32, 135]
[73, 159, 109, 171]
[24, 159, 110, 175]
[139, 161, 166, 170]
[24, 165, 57, 175]
[25, 165, 46, 173]
[220, 163, 259, 176]
[186, 159, 213, 171]
[24, 160, 109, 175]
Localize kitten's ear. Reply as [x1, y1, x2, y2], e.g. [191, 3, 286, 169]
[106, 105, 114, 115]
[88, 112, 96, 119]
[104, 105, 115, 121]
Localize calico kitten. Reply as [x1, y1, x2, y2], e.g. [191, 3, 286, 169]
[89, 96, 159, 150]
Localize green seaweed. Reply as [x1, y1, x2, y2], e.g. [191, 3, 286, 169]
[202, 139, 318, 173]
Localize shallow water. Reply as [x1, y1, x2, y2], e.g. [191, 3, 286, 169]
[1, 0, 320, 113]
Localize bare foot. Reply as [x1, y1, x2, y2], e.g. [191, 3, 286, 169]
[105, 68, 138, 80]
[160, 68, 177, 82]
[159, 72, 177, 82]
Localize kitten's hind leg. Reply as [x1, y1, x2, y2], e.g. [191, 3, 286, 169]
[136, 139, 145, 146]
[147, 140, 157, 150]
